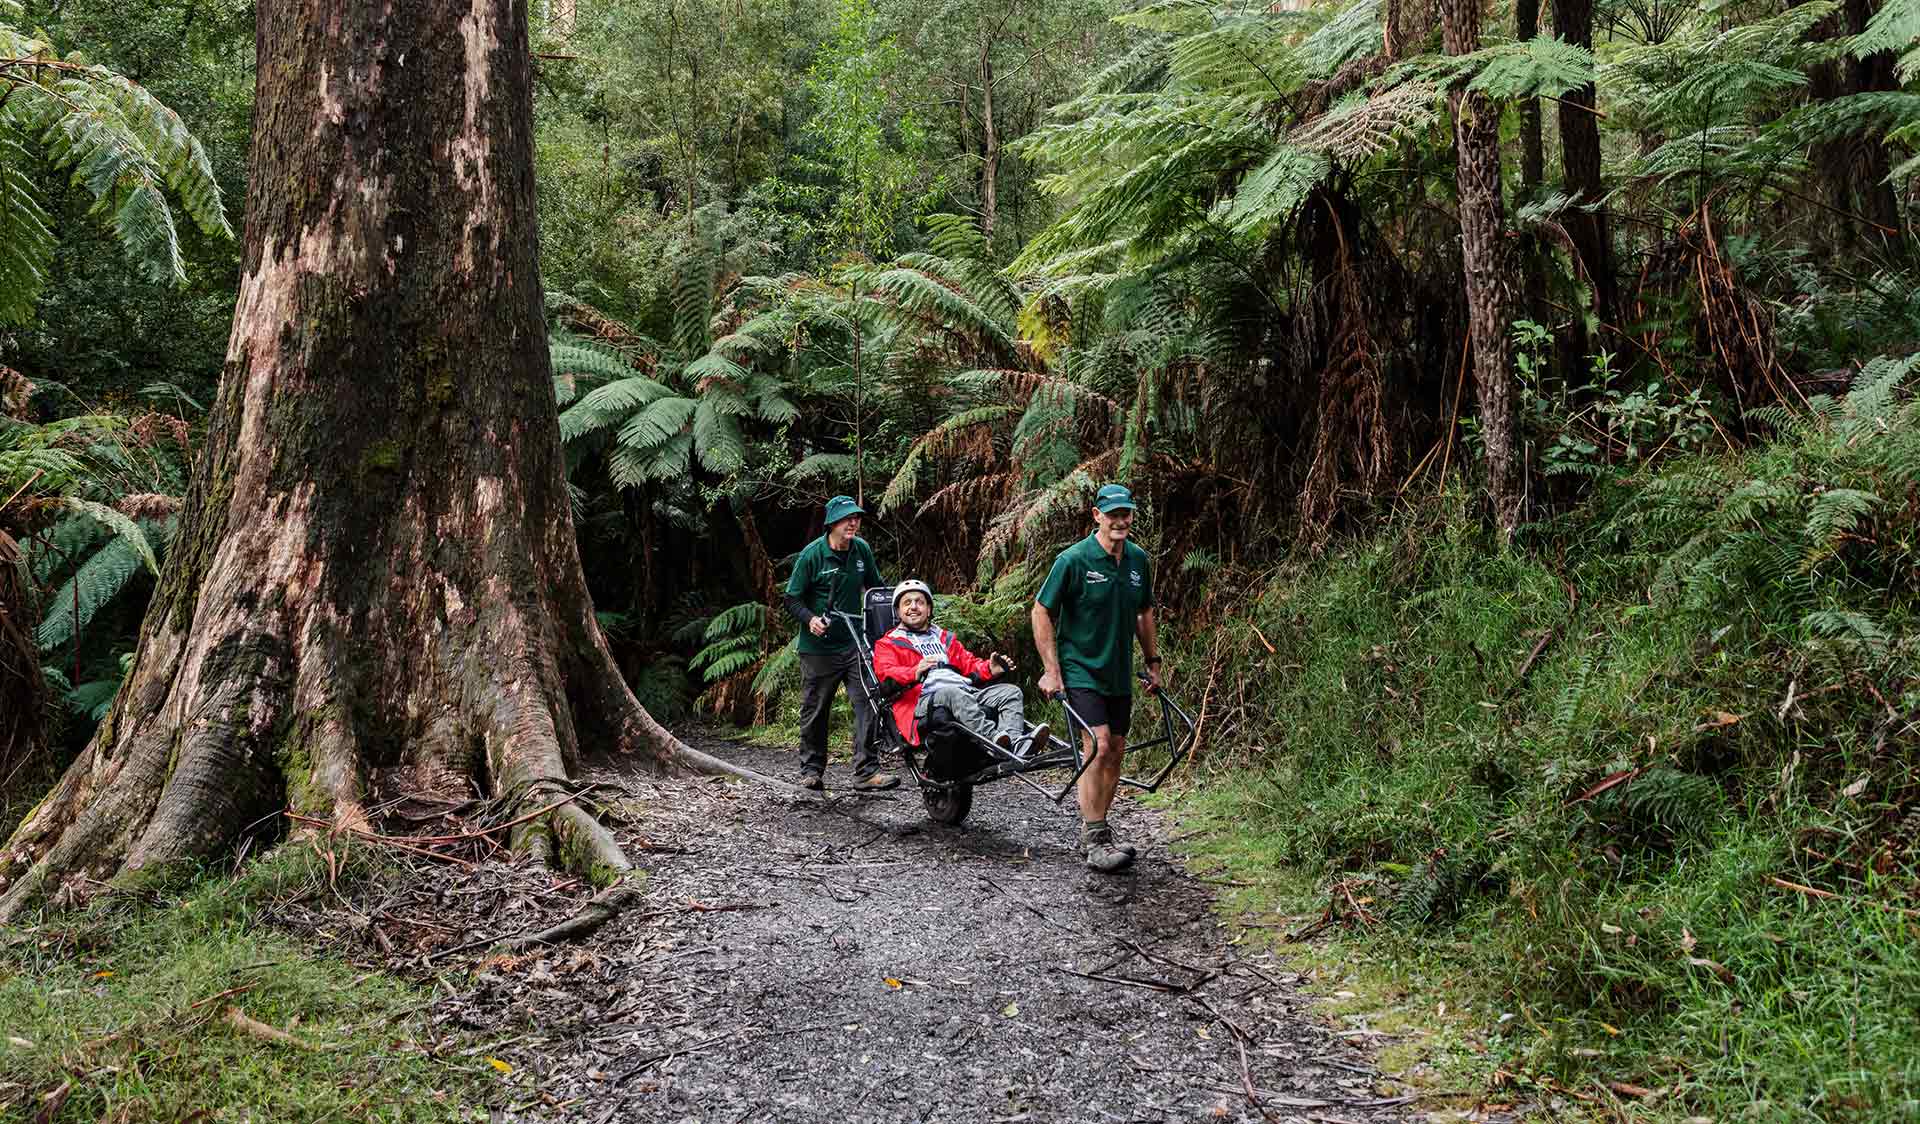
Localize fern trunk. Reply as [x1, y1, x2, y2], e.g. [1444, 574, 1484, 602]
[1441, 0, 1520, 534]
[0, 530, 43, 782]
[1551, 0, 1614, 335]
[0, 0, 737, 921]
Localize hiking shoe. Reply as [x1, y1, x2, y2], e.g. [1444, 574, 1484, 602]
[851, 771, 900, 791]
[1082, 820, 1138, 869]
[1085, 839, 1135, 874]
[798, 772, 824, 791]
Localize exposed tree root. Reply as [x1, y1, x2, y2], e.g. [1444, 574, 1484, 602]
[500, 879, 644, 951]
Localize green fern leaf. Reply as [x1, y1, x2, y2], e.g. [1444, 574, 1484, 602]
[64, 497, 158, 575]
[37, 533, 145, 651]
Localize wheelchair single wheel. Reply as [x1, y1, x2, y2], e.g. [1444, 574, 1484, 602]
[922, 782, 974, 826]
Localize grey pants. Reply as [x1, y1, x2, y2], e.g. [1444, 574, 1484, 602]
[798, 648, 878, 776]
[915, 681, 1026, 744]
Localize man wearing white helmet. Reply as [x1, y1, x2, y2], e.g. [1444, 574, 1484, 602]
[873, 580, 1049, 755]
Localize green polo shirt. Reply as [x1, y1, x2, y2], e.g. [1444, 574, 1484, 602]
[1035, 533, 1154, 696]
[786, 534, 884, 654]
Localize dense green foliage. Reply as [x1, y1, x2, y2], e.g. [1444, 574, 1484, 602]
[1176, 355, 1920, 1116]
[2, 0, 1917, 1111]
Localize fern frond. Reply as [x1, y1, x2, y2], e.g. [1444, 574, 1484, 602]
[36, 533, 146, 651]
[704, 601, 767, 642]
[790, 452, 858, 483]
[560, 375, 674, 442]
[63, 497, 158, 575]
[615, 395, 698, 451]
[1853, 0, 1920, 82]
[1292, 81, 1440, 161]
[0, 125, 54, 325]
[691, 398, 746, 474]
[1217, 145, 1329, 235]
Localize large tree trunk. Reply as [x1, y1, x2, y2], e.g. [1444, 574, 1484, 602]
[0, 0, 759, 921]
[1552, 0, 1614, 337]
[1441, 0, 1521, 534]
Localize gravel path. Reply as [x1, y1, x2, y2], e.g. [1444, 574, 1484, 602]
[287, 734, 1426, 1122]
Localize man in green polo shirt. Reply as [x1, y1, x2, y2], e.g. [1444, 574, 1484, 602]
[784, 495, 898, 791]
[1032, 483, 1162, 873]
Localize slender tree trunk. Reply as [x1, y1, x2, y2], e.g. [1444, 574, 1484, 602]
[1517, 0, 1543, 190]
[0, 0, 763, 922]
[1441, 0, 1520, 534]
[980, 46, 999, 246]
[1811, 0, 1901, 242]
[1552, 0, 1614, 335]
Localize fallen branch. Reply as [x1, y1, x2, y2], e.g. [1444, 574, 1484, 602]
[1054, 966, 1198, 993]
[189, 983, 256, 1010]
[1769, 876, 1920, 918]
[1197, 996, 1280, 1123]
[225, 1006, 314, 1050]
[500, 881, 644, 951]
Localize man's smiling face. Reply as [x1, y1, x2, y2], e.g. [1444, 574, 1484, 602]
[897, 591, 931, 629]
[1094, 506, 1133, 541]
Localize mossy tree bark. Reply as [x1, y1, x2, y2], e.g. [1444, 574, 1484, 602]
[0, 0, 753, 921]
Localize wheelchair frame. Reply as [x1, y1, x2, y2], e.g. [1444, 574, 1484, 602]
[833, 586, 1195, 825]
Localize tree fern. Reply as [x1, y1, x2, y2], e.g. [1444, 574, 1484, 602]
[0, 17, 231, 321]
[62, 497, 158, 576]
[1853, 0, 1920, 82]
[36, 531, 148, 652]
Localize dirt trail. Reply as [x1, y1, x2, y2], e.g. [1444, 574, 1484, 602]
[288, 736, 1425, 1122]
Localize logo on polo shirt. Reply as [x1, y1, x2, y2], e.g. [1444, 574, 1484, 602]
[1085, 571, 1111, 584]
[1128, 569, 1141, 586]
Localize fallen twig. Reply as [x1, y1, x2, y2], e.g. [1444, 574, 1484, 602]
[225, 1006, 314, 1050]
[1769, 876, 1920, 918]
[188, 983, 256, 1010]
[500, 881, 644, 951]
[1054, 966, 1201, 994]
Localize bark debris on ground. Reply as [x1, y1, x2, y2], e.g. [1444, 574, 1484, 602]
[271, 734, 1455, 1123]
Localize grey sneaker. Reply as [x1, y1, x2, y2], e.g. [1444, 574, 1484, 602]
[851, 771, 900, 791]
[1082, 821, 1137, 873]
[1019, 723, 1052, 757]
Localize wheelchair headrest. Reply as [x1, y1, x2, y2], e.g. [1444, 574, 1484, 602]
[864, 586, 897, 643]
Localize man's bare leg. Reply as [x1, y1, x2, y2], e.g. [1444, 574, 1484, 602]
[1077, 727, 1125, 821]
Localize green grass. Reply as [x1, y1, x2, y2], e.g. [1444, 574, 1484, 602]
[1154, 367, 1920, 1122]
[0, 849, 492, 1122]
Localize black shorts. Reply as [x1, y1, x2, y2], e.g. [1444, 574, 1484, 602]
[1065, 688, 1133, 738]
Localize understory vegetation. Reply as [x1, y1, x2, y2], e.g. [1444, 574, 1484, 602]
[0, 850, 486, 1120]
[1172, 354, 1920, 1118]
[4, 0, 1919, 1114]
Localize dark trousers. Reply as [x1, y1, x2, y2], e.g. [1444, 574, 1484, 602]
[797, 648, 878, 776]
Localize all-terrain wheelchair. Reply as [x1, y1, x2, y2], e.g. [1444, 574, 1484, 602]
[834, 587, 1195, 826]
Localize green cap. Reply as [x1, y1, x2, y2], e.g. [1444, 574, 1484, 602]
[824, 494, 865, 526]
[1094, 483, 1136, 513]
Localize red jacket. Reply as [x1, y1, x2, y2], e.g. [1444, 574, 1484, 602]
[872, 625, 997, 744]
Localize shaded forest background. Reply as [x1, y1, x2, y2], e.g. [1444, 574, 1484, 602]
[3, 0, 1918, 1114]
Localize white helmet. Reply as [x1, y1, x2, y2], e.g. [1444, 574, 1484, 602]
[893, 579, 934, 613]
